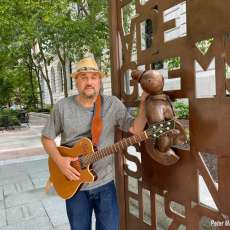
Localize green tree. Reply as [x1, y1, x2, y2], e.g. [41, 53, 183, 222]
[0, 0, 109, 108]
[0, 77, 13, 107]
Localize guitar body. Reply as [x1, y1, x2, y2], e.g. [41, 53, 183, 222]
[48, 137, 96, 199]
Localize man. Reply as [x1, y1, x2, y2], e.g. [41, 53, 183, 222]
[41, 56, 147, 230]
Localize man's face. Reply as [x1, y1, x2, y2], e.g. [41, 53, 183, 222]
[75, 72, 101, 99]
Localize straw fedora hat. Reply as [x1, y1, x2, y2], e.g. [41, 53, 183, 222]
[71, 57, 105, 78]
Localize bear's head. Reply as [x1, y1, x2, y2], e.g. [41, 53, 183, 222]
[131, 69, 164, 95]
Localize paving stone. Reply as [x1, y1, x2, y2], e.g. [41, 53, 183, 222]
[30, 170, 49, 189]
[42, 196, 69, 227]
[0, 163, 25, 175]
[0, 186, 3, 200]
[0, 173, 29, 187]
[0, 216, 53, 230]
[3, 179, 34, 196]
[0, 201, 4, 210]
[29, 169, 49, 179]
[22, 160, 48, 175]
[31, 176, 48, 189]
[92, 212, 96, 230]
[0, 187, 4, 210]
[5, 188, 49, 208]
[6, 201, 47, 225]
[0, 157, 98, 229]
[0, 209, 6, 228]
[53, 224, 70, 230]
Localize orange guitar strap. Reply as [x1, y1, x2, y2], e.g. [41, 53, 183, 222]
[91, 95, 103, 147]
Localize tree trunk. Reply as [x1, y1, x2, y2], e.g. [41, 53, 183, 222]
[57, 47, 68, 97]
[40, 69, 54, 107]
[28, 66, 37, 109]
[26, 47, 39, 109]
[38, 41, 54, 107]
[29, 51, 44, 110]
[62, 61, 68, 97]
[34, 68, 44, 110]
[45, 78, 54, 106]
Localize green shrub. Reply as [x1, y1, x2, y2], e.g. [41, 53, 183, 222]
[174, 101, 189, 119]
[129, 107, 138, 117]
[8, 115, 20, 126]
[33, 105, 52, 113]
[0, 109, 21, 127]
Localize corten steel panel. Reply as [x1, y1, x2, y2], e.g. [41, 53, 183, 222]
[190, 99, 230, 155]
[141, 147, 197, 205]
[218, 157, 230, 216]
[187, 0, 230, 42]
[109, 0, 230, 229]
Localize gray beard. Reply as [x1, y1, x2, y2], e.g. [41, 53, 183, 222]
[82, 90, 97, 99]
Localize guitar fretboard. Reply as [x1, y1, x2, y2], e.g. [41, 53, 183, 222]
[80, 131, 149, 168]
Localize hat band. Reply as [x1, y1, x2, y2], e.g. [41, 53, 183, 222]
[77, 67, 99, 72]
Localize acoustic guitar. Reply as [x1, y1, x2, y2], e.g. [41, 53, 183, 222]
[48, 119, 175, 199]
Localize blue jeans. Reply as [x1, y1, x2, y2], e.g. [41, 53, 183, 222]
[66, 181, 119, 230]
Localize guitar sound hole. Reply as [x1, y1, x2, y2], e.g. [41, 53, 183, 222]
[71, 160, 81, 171]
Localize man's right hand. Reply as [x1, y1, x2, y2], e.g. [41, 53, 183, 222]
[55, 156, 80, 181]
[41, 136, 81, 181]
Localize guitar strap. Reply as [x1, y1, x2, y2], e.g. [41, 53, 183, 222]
[91, 95, 103, 148]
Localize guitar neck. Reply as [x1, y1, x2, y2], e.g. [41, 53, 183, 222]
[81, 131, 150, 167]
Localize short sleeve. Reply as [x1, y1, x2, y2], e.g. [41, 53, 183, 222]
[113, 96, 134, 132]
[41, 102, 63, 139]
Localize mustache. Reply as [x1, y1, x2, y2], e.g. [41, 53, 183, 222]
[84, 85, 95, 89]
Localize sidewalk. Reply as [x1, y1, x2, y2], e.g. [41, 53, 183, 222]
[0, 114, 98, 230]
[0, 114, 71, 230]
[0, 156, 70, 230]
[0, 126, 45, 161]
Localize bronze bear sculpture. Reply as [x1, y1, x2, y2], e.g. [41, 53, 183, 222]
[131, 69, 187, 165]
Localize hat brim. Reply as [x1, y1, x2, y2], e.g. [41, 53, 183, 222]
[71, 70, 105, 78]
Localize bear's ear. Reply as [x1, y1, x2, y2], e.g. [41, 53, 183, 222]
[131, 69, 143, 82]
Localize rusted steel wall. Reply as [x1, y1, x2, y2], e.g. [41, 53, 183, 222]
[109, 0, 230, 229]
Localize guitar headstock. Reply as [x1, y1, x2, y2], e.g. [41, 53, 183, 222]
[147, 119, 175, 138]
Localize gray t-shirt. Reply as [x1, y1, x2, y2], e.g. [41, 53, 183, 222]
[42, 95, 134, 190]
